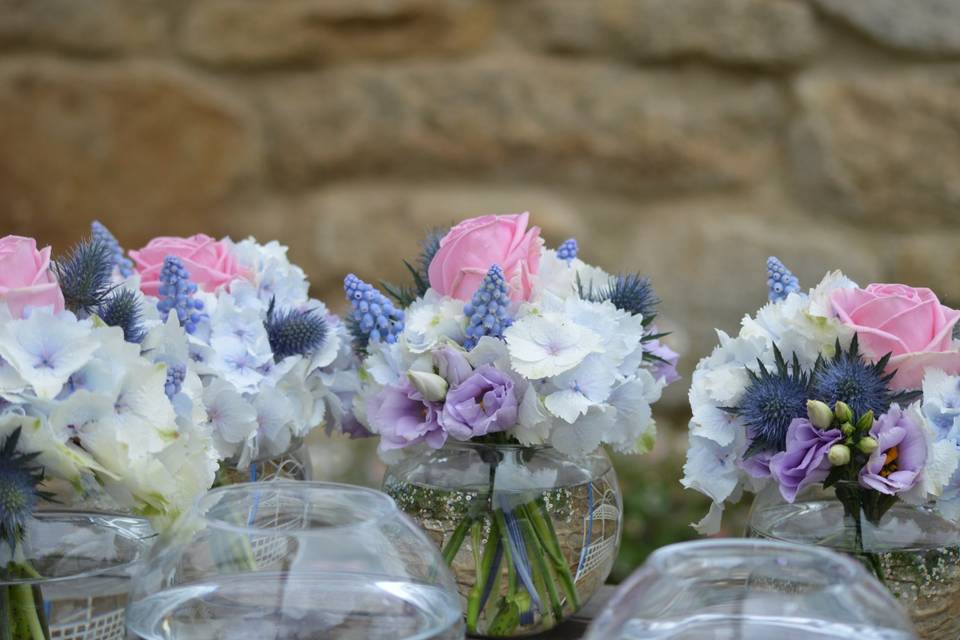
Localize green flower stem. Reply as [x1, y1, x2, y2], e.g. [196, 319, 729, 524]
[487, 509, 530, 637]
[517, 514, 563, 623]
[466, 519, 501, 632]
[1, 586, 12, 640]
[442, 516, 473, 566]
[10, 583, 43, 640]
[527, 500, 580, 610]
[28, 588, 46, 640]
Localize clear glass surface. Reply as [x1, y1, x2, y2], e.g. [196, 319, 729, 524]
[126, 481, 463, 640]
[585, 539, 917, 640]
[217, 437, 309, 486]
[747, 482, 960, 639]
[0, 510, 153, 640]
[383, 442, 621, 637]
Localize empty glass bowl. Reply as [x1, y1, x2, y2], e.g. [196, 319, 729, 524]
[584, 539, 917, 640]
[126, 481, 464, 640]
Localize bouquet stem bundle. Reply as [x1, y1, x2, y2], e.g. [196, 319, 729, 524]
[440, 449, 580, 636]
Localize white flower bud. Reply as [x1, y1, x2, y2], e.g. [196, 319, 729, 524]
[857, 436, 879, 455]
[807, 400, 834, 430]
[407, 370, 448, 402]
[834, 401, 853, 424]
[828, 444, 851, 466]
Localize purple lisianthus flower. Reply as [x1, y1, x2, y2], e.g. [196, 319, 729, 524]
[860, 405, 926, 495]
[769, 418, 842, 502]
[366, 380, 446, 451]
[442, 365, 518, 440]
[740, 449, 774, 479]
[434, 345, 473, 386]
[646, 338, 680, 385]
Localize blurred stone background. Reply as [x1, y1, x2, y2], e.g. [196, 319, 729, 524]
[2, 0, 960, 574]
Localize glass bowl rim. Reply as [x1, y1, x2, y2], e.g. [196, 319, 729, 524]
[195, 480, 401, 536]
[0, 510, 152, 586]
[434, 440, 552, 452]
[646, 538, 862, 580]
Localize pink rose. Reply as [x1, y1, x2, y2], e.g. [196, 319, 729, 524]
[0, 235, 64, 318]
[831, 283, 960, 390]
[130, 234, 244, 296]
[427, 213, 542, 302]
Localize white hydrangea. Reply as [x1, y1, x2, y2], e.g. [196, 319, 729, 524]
[138, 238, 353, 467]
[0, 301, 218, 530]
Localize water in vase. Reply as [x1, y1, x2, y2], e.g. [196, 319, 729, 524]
[126, 573, 464, 640]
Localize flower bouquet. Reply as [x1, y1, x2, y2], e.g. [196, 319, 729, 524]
[124, 230, 356, 481]
[0, 234, 219, 639]
[345, 213, 678, 636]
[682, 257, 960, 637]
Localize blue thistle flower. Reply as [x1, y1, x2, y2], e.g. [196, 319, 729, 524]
[164, 364, 186, 399]
[157, 256, 206, 334]
[264, 301, 328, 361]
[580, 273, 659, 325]
[463, 265, 512, 350]
[54, 238, 115, 315]
[344, 274, 404, 354]
[91, 220, 134, 278]
[97, 288, 145, 343]
[767, 256, 801, 302]
[384, 227, 450, 306]
[556, 238, 578, 264]
[0, 427, 53, 551]
[811, 336, 919, 420]
[731, 346, 811, 455]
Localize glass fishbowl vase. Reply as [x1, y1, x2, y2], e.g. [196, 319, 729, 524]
[382, 442, 622, 637]
[0, 510, 152, 640]
[747, 481, 960, 639]
[584, 539, 917, 639]
[126, 481, 463, 640]
[215, 437, 310, 486]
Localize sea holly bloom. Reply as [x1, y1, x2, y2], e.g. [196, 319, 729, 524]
[0, 427, 52, 550]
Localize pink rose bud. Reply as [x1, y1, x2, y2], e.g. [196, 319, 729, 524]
[427, 213, 543, 302]
[831, 284, 960, 390]
[130, 234, 245, 296]
[0, 235, 65, 318]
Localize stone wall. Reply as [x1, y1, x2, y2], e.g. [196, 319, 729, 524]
[2, 0, 960, 412]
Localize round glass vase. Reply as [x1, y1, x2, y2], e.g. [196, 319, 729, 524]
[584, 539, 917, 639]
[126, 482, 464, 640]
[747, 481, 960, 639]
[382, 441, 622, 638]
[215, 436, 310, 486]
[0, 510, 152, 640]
